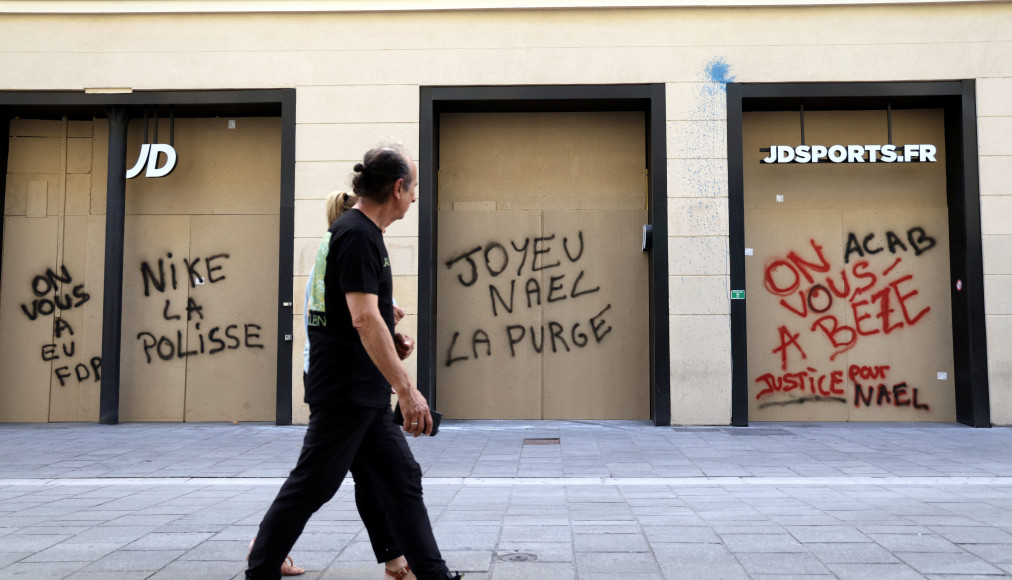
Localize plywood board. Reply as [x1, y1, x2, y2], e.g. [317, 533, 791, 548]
[184, 214, 279, 422]
[67, 121, 93, 139]
[744, 109, 955, 422]
[7, 136, 62, 174]
[124, 117, 281, 216]
[90, 119, 107, 216]
[743, 110, 947, 210]
[9, 120, 62, 138]
[4, 177, 26, 216]
[66, 138, 93, 175]
[79, 215, 106, 422]
[746, 209, 850, 421]
[438, 112, 646, 210]
[65, 174, 92, 216]
[48, 216, 102, 422]
[6, 175, 62, 217]
[437, 209, 543, 419]
[436, 110, 651, 420]
[839, 208, 954, 421]
[26, 180, 49, 218]
[119, 215, 190, 421]
[3, 115, 284, 423]
[0, 217, 60, 422]
[542, 209, 650, 420]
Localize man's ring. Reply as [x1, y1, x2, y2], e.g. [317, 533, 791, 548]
[411, 421, 418, 425]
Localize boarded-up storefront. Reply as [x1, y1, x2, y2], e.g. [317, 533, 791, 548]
[743, 108, 956, 421]
[1, 115, 281, 422]
[436, 112, 650, 420]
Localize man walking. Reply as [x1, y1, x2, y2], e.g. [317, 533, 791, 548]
[246, 145, 460, 580]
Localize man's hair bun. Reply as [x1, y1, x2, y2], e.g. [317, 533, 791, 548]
[351, 145, 411, 203]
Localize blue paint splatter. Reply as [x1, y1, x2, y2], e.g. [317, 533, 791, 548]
[704, 58, 735, 92]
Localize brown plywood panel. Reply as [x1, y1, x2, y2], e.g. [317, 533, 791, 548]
[438, 112, 646, 210]
[840, 209, 954, 421]
[542, 209, 650, 420]
[0, 217, 60, 422]
[47, 216, 102, 422]
[5, 177, 26, 215]
[184, 214, 279, 422]
[743, 110, 946, 210]
[119, 215, 190, 421]
[6, 175, 65, 218]
[79, 216, 106, 421]
[46, 174, 63, 219]
[66, 138, 93, 174]
[67, 121, 93, 139]
[437, 209, 543, 419]
[124, 117, 281, 217]
[744, 109, 954, 422]
[746, 209, 849, 421]
[26, 180, 49, 218]
[7, 136, 62, 174]
[454, 201, 495, 211]
[91, 120, 107, 215]
[65, 174, 92, 216]
[9, 120, 62, 138]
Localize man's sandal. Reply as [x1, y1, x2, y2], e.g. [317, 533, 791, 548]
[385, 565, 410, 579]
[247, 538, 306, 577]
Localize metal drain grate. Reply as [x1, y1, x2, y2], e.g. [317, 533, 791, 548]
[722, 428, 795, 437]
[497, 552, 538, 562]
[524, 438, 560, 445]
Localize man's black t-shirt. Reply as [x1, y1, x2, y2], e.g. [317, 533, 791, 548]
[305, 209, 395, 407]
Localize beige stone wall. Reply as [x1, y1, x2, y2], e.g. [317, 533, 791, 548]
[0, 3, 1009, 424]
[978, 78, 1012, 426]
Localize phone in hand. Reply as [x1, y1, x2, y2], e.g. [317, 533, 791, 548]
[392, 404, 442, 436]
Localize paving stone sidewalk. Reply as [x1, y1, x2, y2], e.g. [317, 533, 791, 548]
[1, 421, 1011, 579]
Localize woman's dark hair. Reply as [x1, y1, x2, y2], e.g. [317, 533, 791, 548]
[352, 146, 412, 203]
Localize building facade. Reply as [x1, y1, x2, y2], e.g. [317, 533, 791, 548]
[0, 0, 1009, 426]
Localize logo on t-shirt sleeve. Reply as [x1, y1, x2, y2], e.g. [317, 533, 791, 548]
[383, 257, 390, 268]
[307, 232, 330, 327]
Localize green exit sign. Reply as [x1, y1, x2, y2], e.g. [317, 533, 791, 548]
[731, 290, 745, 300]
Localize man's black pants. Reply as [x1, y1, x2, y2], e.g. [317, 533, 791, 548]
[246, 404, 449, 580]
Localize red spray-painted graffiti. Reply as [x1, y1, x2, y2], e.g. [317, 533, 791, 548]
[755, 367, 845, 400]
[754, 228, 938, 411]
[756, 364, 930, 410]
[763, 231, 932, 368]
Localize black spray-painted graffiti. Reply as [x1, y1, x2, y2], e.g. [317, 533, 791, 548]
[136, 252, 264, 363]
[843, 227, 937, 264]
[19, 265, 102, 386]
[443, 231, 612, 366]
[20, 265, 91, 320]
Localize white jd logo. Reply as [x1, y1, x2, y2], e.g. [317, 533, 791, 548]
[126, 144, 177, 179]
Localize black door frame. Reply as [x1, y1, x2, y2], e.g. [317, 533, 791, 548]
[418, 84, 671, 425]
[0, 90, 296, 425]
[726, 80, 990, 427]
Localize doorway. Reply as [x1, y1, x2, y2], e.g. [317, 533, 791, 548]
[419, 85, 670, 424]
[436, 111, 649, 419]
[0, 91, 294, 423]
[727, 81, 990, 427]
